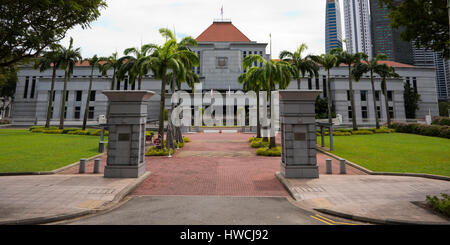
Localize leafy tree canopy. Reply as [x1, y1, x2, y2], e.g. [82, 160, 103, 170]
[379, 0, 449, 58]
[0, 0, 107, 68]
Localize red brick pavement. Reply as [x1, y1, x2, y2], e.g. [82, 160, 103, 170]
[60, 133, 364, 196]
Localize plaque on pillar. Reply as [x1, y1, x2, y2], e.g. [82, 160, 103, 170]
[102, 91, 155, 178]
[279, 90, 321, 178]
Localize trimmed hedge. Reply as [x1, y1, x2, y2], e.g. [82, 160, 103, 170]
[389, 122, 450, 139]
[432, 117, 450, 126]
[43, 129, 64, 134]
[250, 138, 270, 148]
[145, 146, 174, 156]
[351, 130, 374, 135]
[183, 136, 190, 143]
[29, 126, 109, 136]
[256, 146, 281, 157]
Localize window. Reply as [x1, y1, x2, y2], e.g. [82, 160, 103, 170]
[124, 76, 128, 90]
[377, 106, 381, 119]
[116, 80, 121, 90]
[315, 78, 320, 90]
[74, 106, 81, 119]
[131, 80, 136, 90]
[387, 91, 393, 101]
[322, 76, 327, 98]
[65, 91, 69, 101]
[360, 90, 367, 101]
[49, 90, 56, 102]
[88, 106, 95, 119]
[30, 77, 36, 99]
[413, 77, 417, 93]
[308, 78, 312, 90]
[375, 91, 380, 101]
[76, 91, 82, 101]
[50, 107, 54, 119]
[361, 106, 368, 119]
[23, 77, 29, 98]
[347, 90, 350, 101]
[348, 106, 352, 119]
[389, 106, 394, 118]
[64, 106, 67, 119]
[90, 91, 96, 101]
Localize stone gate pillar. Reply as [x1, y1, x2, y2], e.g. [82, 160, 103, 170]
[103, 91, 155, 178]
[279, 90, 321, 178]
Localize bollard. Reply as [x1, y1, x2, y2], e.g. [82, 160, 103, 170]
[326, 159, 332, 174]
[340, 159, 347, 174]
[79, 159, 86, 174]
[94, 158, 101, 174]
[98, 141, 105, 153]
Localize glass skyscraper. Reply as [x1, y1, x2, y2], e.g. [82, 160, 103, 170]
[325, 0, 343, 53]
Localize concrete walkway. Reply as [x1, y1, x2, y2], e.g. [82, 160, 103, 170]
[0, 173, 148, 224]
[277, 173, 450, 224]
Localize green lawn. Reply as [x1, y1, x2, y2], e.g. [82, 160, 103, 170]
[0, 129, 104, 173]
[318, 133, 450, 177]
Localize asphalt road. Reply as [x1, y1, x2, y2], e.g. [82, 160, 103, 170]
[66, 196, 348, 225]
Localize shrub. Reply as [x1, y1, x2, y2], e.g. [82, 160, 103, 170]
[0, 119, 11, 124]
[334, 128, 353, 133]
[426, 193, 450, 217]
[250, 138, 270, 148]
[374, 128, 395, 134]
[182, 136, 190, 143]
[44, 129, 64, 134]
[62, 128, 79, 134]
[146, 131, 155, 137]
[164, 109, 169, 121]
[351, 130, 374, 135]
[67, 130, 90, 135]
[390, 122, 450, 139]
[248, 137, 255, 142]
[432, 116, 450, 126]
[256, 146, 281, 157]
[145, 146, 174, 156]
[333, 132, 352, 136]
[31, 128, 45, 133]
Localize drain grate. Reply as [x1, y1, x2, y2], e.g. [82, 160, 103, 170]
[292, 185, 325, 193]
[88, 188, 115, 194]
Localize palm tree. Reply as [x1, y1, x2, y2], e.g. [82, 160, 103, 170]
[145, 28, 199, 143]
[242, 55, 292, 148]
[118, 45, 155, 90]
[375, 64, 400, 127]
[332, 49, 365, 130]
[311, 53, 338, 124]
[33, 44, 63, 128]
[279, 43, 319, 89]
[82, 55, 100, 130]
[238, 66, 264, 138]
[59, 37, 82, 129]
[352, 53, 388, 128]
[99, 52, 122, 118]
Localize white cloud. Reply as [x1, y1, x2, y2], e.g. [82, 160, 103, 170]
[61, 0, 342, 59]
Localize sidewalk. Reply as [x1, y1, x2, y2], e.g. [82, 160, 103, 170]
[277, 173, 450, 224]
[0, 173, 149, 225]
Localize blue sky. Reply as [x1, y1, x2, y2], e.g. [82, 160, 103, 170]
[61, 0, 345, 59]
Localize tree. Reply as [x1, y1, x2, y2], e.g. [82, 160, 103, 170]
[332, 49, 365, 130]
[99, 52, 121, 117]
[0, 0, 106, 68]
[33, 44, 64, 128]
[82, 55, 100, 130]
[242, 55, 292, 148]
[379, 0, 449, 59]
[279, 44, 319, 89]
[352, 53, 388, 129]
[375, 64, 401, 126]
[238, 66, 265, 138]
[311, 53, 338, 125]
[403, 79, 421, 120]
[118, 45, 154, 90]
[59, 37, 82, 129]
[145, 28, 199, 144]
[0, 66, 17, 118]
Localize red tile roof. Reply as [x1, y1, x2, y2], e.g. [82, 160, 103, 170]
[196, 21, 251, 42]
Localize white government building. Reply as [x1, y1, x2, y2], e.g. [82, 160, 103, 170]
[11, 20, 439, 127]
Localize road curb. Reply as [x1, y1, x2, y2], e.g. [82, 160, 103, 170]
[315, 208, 450, 225]
[274, 172, 297, 201]
[0, 171, 151, 225]
[316, 146, 450, 181]
[0, 152, 106, 176]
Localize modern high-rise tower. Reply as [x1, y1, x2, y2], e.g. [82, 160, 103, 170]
[370, 0, 414, 65]
[343, 0, 372, 58]
[325, 0, 343, 53]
